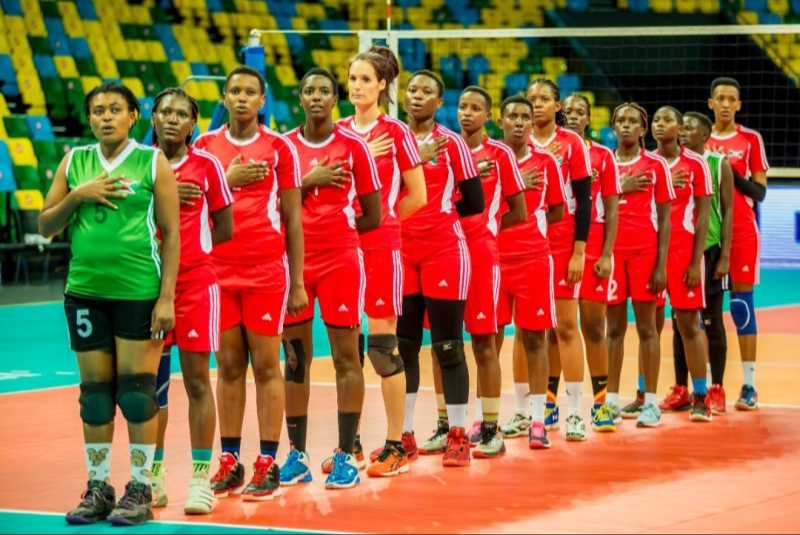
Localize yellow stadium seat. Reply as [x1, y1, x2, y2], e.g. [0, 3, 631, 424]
[197, 116, 211, 133]
[543, 56, 568, 77]
[331, 35, 358, 51]
[22, 88, 46, 109]
[0, 121, 8, 139]
[171, 25, 193, 43]
[577, 90, 595, 105]
[110, 40, 131, 61]
[200, 81, 221, 101]
[212, 12, 231, 27]
[93, 1, 117, 21]
[171, 61, 192, 82]
[773, 42, 790, 59]
[217, 44, 239, 73]
[112, 0, 134, 23]
[24, 12, 48, 37]
[20, 0, 42, 13]
[261, 15, 278, 29]
[83, 21, 104, 38]
[80, 76, 103, 95]
[252, 2, 268, 13]
[697, 0, 719, 13]
[4, 16, 26, 34]
[590, 106, 611, 131]
[196, 42, 220, 63]
[767, 0, 790, 14]
[87, 36, 110, 56]
[0, 94, 10, 117]
[234, 0, 250, 12]
[0, 34, 10, 55]
[62, 13, 86, 37]
[146, 42, 167, 62]
[649, 0, 673, 12]
[94, 55, 120, 79]
[275, 65, 298, 85]
[127, 40, 150, 61]
[7, 31, 32, 54]
[675, 0, 697, 13]
[790, 43, 800, 58]
[132, 5, 153, 24]
[7, 138, 38, 167]
[297, 3, 326, 18]
[58, 1, 78, 17]
[11, 51, 36, 74]
[54, 56, 80, 78]
[17, 71, 42, 92]
[736, 10, 758, 24]
[291, 17, 308, 31]
[121, 77, 146, 98]
[183, 80, 202, 100]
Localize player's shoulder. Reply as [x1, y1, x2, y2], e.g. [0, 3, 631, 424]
[335, 123, 369, 146]
[283, 125, 303, 142]
[485, 137, 515, 158]
[588, 139, 614, 158]
[737, 124, 765, 143]
[194, 125, 226, 145]
[191, 146, 225, 168]
[532, 145, 560, 166]
[556, 126, 585, 145]
[380, 114, 413, 135]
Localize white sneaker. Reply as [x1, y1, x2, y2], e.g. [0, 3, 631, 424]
[150, 470, 168, 508]
[565, 414, 588, 442]
[184, 471, 215, 515]
[500, 412, 532, 438]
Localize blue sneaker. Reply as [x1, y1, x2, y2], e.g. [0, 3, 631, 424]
[545, 402, 560, 431]
[279, 448, 312, 486]
[735, 384, 758, 411]
[324, 451, 361, 490]
[591, 403, 617, 433]
[635, 402, 662, 428]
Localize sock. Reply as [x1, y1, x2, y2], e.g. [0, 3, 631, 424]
[220, 437, 241, 461]
[338, 412, 361, 454]
[530, 394, 546, 423]
[565, 381, 583, 416]
[151, 448, 164, 477]
[286, 415, 308, 452]
[436, 393, 448, 422]
[191, 448, 212, 474]
[446, 403, 469, 429]
[260, 440, 279, 459]
[547, 376, 560, 403]
[590, 375, 608, 405]
[475, 397, 483, 421]
[706, 363, 712, 387]
[130, 444, 156, 485]
[404, 393, 417, 433]
[692, 378, 708, 396]
[514, 383, 530, 415]
[638, 375, 646, 393]
[481, 397, 500, 423]
[85, 443, 112, 482]
[644, 392, 658, 407]
[386, 439, 406, 455]
[355, 434, 362, 447]
[607, 392, 619, 406]
[742, 362, 756, 387]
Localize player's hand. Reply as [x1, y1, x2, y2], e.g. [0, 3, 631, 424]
[226, 154, 268, 188]
[366, 132, 393, 159]
[671, 167, 688, 189]
[684, 261, 702, 289]
[568, 251, 584, 285]
[546, 141, 562, 155]
[150, 296, 175, 337]
[286, 284, 309, 317]
[175, 173, 202, 206]
[591, 168, 599, 183]
[74, 171, 129, 209]
[714, 255, 730, 280]
[419, 135, 448, 164]
[620, 169, 649, 193]
[304, 155, 351, 189]
[648, 266, 667, 295]
[594, 253, 613, 279]
[521, 167, 543, 191]
[477, 157, 495, 178]
[707, 143, 726, 156]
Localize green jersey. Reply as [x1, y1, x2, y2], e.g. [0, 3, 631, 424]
[65, 141, 162, 300]
[704, 150, 724, 250]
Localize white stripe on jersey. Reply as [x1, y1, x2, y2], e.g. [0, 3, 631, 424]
[739, 125, 770, 172]
[194, 148, 235, 205]
[338, 126, 382, 191]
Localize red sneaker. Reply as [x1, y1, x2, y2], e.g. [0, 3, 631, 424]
[707, 383, 727, 415]
[658, 384, 691, 411]
[402, 431, 419, 460]
[442, 427, 470, 467]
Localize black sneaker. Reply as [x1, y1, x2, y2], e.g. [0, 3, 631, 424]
[473, 421, 506, 458]
[107, 480, 154, 526]
[65, 480, 116, 525]
[210, 452, 246, 498]
[241, 455, 282, 501]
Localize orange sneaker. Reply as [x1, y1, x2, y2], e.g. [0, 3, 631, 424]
[442, 427, 470, 467]
[366, 444, 409, 478]
[707, 384, 727, 415]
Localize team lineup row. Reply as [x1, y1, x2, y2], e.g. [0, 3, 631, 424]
[37, 44, 768, 527]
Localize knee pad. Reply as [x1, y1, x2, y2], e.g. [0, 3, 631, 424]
[156, 346, 171, 409]
[115, 374, 158, 423]
[367, 334, 404, 377]
[730, 292, 757, 335]
[433, 339, 466, 370]
[282, 338, 306, 384]
[79, 382, 116, 425]
[397, 336, 421, 365]
[358, 333, 366, 369]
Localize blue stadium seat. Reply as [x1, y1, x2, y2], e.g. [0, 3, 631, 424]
[443, 89, 461, 105]
[26, 116, 56, 141]
[1, 83, 20, 98]
[0, 56, 16, 85]
[76, 1, 99, 20]
[440, 55, 463, 86]
[400, 49, 425, 73]
[0, 0, 23, 16]
[758, 12, 781, 23]
[454, 8, 480, 26]
[320, 20, 349, 31]
[0, 140, 12, 167]
[48, 34, 72, 57]
[44, 18, 67, 39]
[138, 97, 155, 120]
[190, 63, 210, 76]
[269, 2, 297, 17]
[69, 38, 93, 59]
[628, 0, 650, 12]
[286, 33, 305, 54]
[206, 0, 224, 11]
[0, 163, 17, 192]
[395, 0, 421, 6]
[466, 55, 491, 86]
[557, 74, 581, 95]
[567, 0, 590, 10]
[276, 17, 293, 30]
[599, 126, 617, 149]
[33, 55, 58, 79]
[518, 25, 540, 48]
[272, 100, 291, 123]
[504, 73, 529, 97]
[744, 0, 767, 10]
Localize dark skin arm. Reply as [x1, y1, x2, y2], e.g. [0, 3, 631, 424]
[151, 152, 181, 335]
[686, 195, 711, 288]
[499, 191, 527, 230]
[649, 202, 671, 294]
[209, 205, 233, 246]
[356, 190, 382, 233]
[715, 157, 734, 279]
[281, 187, 308, 317]
[546, 202, 565, 225]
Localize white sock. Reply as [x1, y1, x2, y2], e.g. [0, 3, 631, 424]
[742, 362, 756, 387]
[130, 444, 156, 484]
[475, 397, 483, 421]
[607, 392, 619, 406]
[566, 381, 583, 416]
[645, 392, 658, 406]
[706, 362, 712, 386]
[403, 393, 417, 433]
[514, 383, 531, 415]
[446, 403, 469, 429]
[85, 443, 112, 482]
[530, 394, 546, 423]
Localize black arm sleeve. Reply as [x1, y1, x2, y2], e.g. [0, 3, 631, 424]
[732, 168, 766, 203]
[455, 175, 485, 218]
[572, 176, 591, 243]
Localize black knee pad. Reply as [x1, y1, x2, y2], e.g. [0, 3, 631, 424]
[358, 333, 366, 369]
[367, 334, 404, 377]
[397, 336, 421, 365]
[282, 338, 307, 384]
[434, 339, 466, 370]
[79, 382, 116, 425]
[115, 374, 158, 423]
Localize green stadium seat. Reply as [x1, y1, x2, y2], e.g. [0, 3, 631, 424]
[3, 116, 29, 138]
[32, 140, 60, 165]
[13, 165, 39, 190]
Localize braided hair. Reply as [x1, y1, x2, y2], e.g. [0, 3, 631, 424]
[152, 87, 199, 146]
[612, 102, 648, 149]
[528, 78, 565, 126]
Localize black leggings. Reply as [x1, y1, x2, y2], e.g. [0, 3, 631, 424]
[673, 291, 727, 386]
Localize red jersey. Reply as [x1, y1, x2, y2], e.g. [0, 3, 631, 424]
[498, 147, 565, 262]
[171, 146, 234, 287]
[707, 124, 768, 234]
[284, 124, 381, 253]
[587, 140, 621, 247]
[614, 149, 675, 253]
[460, 136, 526, 254]
[401, 123, 479, 240]
[339, 114, 421, 250]
[530, 126, 592, 255]
[663, 146, 713, 249]
[194, 124, 301, 265]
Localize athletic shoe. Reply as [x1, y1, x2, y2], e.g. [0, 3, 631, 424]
[65, 480, 116, 525]
[325, 451, 361, 489]
[707, 383, 727, 415]
[149, 470, 167, 508]
[419, 419, 450, 455]
[472, 421, 506, 459]
[689, 393, 713, 423]
[279, 448, 312, 486]
[402, 431, 419, 460]
[528, 421, 551, 449]
[621, 390, 645, 419]
[735, 384, 758, 411]
[635, 402, 662, 428]
[500, 412, 532, 438]
[210, 452, 245, 498]
[106, 481, 154, 526]
[545, 402, 560, 431]
[242, 455, 282, 501]
[322, 443, 366, 474]
[606, 402, 623, 424]
[659, 384, 691, 411]
[466, 420, 482, 447]
[442, 427, 470, 467]
[565, 414, 587, 442]
[184, 471, 215, 515]
[367, 443, 409, 477]
[591, 403, 617, 433]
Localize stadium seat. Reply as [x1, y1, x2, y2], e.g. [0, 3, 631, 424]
[6, 138, 37, 167]
[0, 162, 17, 192]
[3, 116, 29, 138]
[13, 165, 39, 190]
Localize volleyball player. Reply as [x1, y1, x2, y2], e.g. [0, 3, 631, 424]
[707, 77, 768, 411]
[40, 82, 180, 525]
[195, 65, 306, 501]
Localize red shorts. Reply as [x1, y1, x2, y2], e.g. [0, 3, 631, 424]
[173, 282, 220, 352]
[579, 237, 612, 303]
[363, 248, 403, 319]
[667, 246, 706, 310]
[216, 255, 289, 336]
[498, 255, 556, 332]
[285, 248, 365, 328]
[402, 236, 471, 301]
[729, 221, 760, 286]
[552, 250, 581, 300]
[608, 249, 660, 306]
[464, 262, 500, 335]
